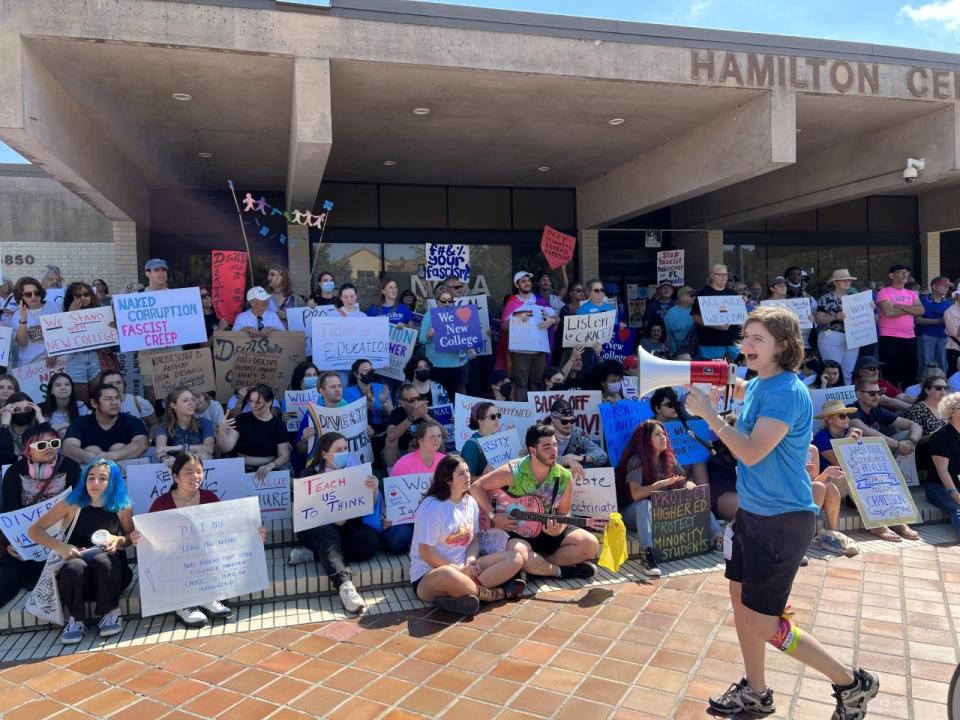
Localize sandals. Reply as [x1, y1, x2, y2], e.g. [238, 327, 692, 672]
[869, 527, 901, 543]
[891, 524, 920, 541]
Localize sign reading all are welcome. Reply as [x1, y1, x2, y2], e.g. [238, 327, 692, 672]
[112, 288, 206, 351]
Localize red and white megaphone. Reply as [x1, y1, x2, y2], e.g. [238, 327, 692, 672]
[635, 345, 736, 398]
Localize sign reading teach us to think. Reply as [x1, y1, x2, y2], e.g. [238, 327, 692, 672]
[112, 288, 206, 351]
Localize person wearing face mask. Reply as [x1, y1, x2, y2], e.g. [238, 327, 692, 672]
[0, 393, 47, 464]
[0, 423, 81, 608]
[286, 432, 381, 613]
[489, 370, 514, 402]
[345, 358, 393, 464]
[282, 361, 321, 429]
[546, 399, 607, 482]
[594, 360, 626, 404]
[404, 356, 450, 406]
[308, 271, 339, 308]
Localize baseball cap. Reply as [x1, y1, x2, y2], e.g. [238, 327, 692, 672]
[932, 275, 955, 287]
[770, 276, 787, 286]
[513, 271, 533, 286]
[888, 263, 910, 274]
[854, 356, 884, 373]
[144, 258, 168, 271]
[246, 286, 270, 302]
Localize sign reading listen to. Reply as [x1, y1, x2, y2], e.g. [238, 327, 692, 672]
[425, 244, 470, 282]
[830, 437, 920, 529]
[293, 463, 374, 532]
[540, 226, 576, 269]
[312, 316, 389, 370]
[430, 305, 483, 352]
[562, 311, 616, 348]
[40, 307, 118, 356]
[113, 287, 206, 351]
[651, 484, 712, 563]
[383, 473, 432, 525]
[211, 250, 248, 325]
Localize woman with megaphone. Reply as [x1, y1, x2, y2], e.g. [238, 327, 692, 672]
[682, 306, 878, 719]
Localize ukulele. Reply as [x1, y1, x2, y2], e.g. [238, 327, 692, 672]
[480, 488, 608, 539]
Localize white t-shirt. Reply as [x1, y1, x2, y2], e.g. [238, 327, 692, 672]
[196, 400, 225, 431]
[121, 394, 154, 419]
[409, 494, 479, 583]
[232, 309, 285, 332]
[14, 307, 50, 366]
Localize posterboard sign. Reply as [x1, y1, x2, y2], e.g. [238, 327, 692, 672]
[475, 430, 522, 469]
[211, 250, 248, 325]
[571, 468, 617, 518]
[656, 250, 684, 285]
[562, 311, 616, 348]
[0, 489, 70, 562]
[40, 307, 118, 356]
[118, 351, 143, 398]
[665, 420, 714, 465]
[898, 452, 920, 488]
[509, 307, 550, 353]
[651, 484, 712, 563]
[0, 325, 12, 367]
[311, 316, 389, 370]
[644, 229, 662, 248]
[430, 306, 482, 352]
[425, 244, 470, 282]
[248, 470, 292, 521]
[529, 390, 603, 443]
[381, 324, 418, 381]
[540, 226, 576, 270]
[146, 348, 216, 397]
[134, 496, 269, 617]
[211, 331, 305, 402]
[285, 388, 319, 432]
[12, 358, 67, 403]
[112, 287, 206, 351]
[124, 458, 252, 514]
[841, 290, 878, 349]
[697, 295, 747, 327]
[622, 376, 639, 401]
[627, 300, 646, 328]
[602, 328, 636, 363]
[383, 473, 432, 525]
[429, 403, 456, 452]
[293, 463, 374, 532]
[453, 393, 536, 451]
[454, 295, 492, 356]
[760, 298, 813, 330]
[600, 400, 654, 466]
[830, 437, 920, 528]
[304, 398, 373, 465]
[810, 385, 857, 425]
[287, 305, 337, 356]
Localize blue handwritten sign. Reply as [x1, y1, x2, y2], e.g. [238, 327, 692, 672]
[663, 419, 714, 466]
[426, 244, 470, 282]
[600, 401, 654, 466]
[430, 306, 482, 353]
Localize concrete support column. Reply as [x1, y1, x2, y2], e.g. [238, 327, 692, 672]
[578, 229, 599, 282]
[920, 232, 941, 287]
[112, 221, 140, 291]
[286, 58, 332, 210]
[708, 230, 724, 269]
[287, 223, 311, 298]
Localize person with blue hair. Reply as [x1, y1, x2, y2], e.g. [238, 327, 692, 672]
[27, 458, 134, 644]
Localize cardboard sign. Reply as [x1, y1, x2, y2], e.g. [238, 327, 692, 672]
[665, 419, 714, 465]
[211, 250, 248, 325]
[425, 244, 470, 282]
[134, 497, 269, 617]
[830, 437, 920, 528]
[124, 458, 252, 514]
[600, 401, 654, 466]
[11, 358, 67, 403]
[381, 323, 418, 382]
[841, 290, 878, 349]
[248, 470, 292, 521]
[286, 305, 337, 356]
[0, 325, 11, 366]
[293, 463, 375, 532]
[430, 306, 483, 353]
[651, 484, 712, 563]
[529, 390, 603, 443]
[40, 307, 118, 356]
[285, 388, 320, 432]
[383, 473, 432, 525]
[303, 398, 373, 465]
[540, 225, 576, 269]
[809, 385, 857, 425]
[601, 327, 636, 362]
[211, 331, 306, 402]
[0, 489, 70, 562]
[453, 393, 536, 451]
[760, 298, 813, 330]
[475, 430, 522, 469]
[656, 250, 684, 285]
[697, 295, 747, 327]
[571, 468, 617, 518]
[508, 307, 550, 353]
[311, 316, 389, 370]
[562, 310, 616, 348]
[233, 351, 280, 389]
[112, 287, 206, 351]
[146, 348, 216, 397]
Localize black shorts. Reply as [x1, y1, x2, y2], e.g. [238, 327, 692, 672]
[411, 577, 422, 595]
[724, 508, 816, 617]
[508, 526, 575, 558]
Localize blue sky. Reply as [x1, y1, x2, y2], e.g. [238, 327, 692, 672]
[3, 0, 959, 163]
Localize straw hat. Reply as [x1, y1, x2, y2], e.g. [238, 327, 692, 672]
[815, 399, 858, 419]
[826, 269, 857, 283]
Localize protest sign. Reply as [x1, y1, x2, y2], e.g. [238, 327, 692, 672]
[118, 351, 143, 398]
[760, 298, 814, 329]
[656, 250, 684, 285]
[897, 452, 920, 488]
[247, 470, 291, 521]
[453, 393, 536, 451]
[211, 331, 305, 402]
[134, 496, 269, 617]
[425, 244, 470, 282]
[475, 430, 522, 469]
[810, 385, 857, 425]
[454, 294, 492, 355]
[644, 229, 662, 248]
[664, 420, 714, 465]
[12, 358, 67, 402]
[430, 306, 483, 353]
[0, 489, 70, 562]
[600, 401, 654, 466]
[830, 437, 920, 528]
[571, 468, 617, 518]
[627, 300, 646, 328]
[40, 307, 118, 356]
[429, 403, 456, 452]
[293, 463, 375, 532]
[602, 327, 636, 362]
[540, 226, 576, 269]
[312, 316, 389, 370]
[145, 348, 215, 397]
[697, 295, 747, 327]
[383, 473, 432, 525]
[233, 351, 280, 389]
[211, 250, 248, 324]
[529, 390, 603, 442]
[113, 287, 206, 351]
[622, 376, 639, 401]
[509, 307, 550, 353]
[562, 310, 616, 348]
[841, 290, 878, 349]
[303, 397, 373, 464]
[381, 323, 418, 381]
[651, 484, 712, 563]
[285, 388, 319, 432]
[287, 305, 337, 355]
[125, 458, 252, 514]
[0, 326, 10, 367]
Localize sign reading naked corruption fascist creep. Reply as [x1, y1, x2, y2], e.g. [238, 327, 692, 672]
[112, 288, 207, 351]
[211, 331, 305, 402]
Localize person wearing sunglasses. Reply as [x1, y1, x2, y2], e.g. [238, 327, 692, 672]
[11, 276, 50, 368]
[902, 375, 949, 438]
[0, 422, 81, 609]
[420, 287, 472, 401]
[545, 399, 607, 482]
[461, 401, 503, 477]
[60, 282, 103, 401]
[198, 284, 228, 338]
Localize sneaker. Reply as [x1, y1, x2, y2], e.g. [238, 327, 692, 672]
[816, 530, 860, 558]
[287, 547, 314, 565]
[175, 607, 208, 628]
[639, 547, 662, 578]
[708, 677, 776, 715]
[60, 617, 86, 645]
[338, 581, 366, 614]
[475, 585, 505, 603]
[98, 607, 123, 638]
[502, 572, 527, 599]
[199, 600, 232, 619]
[800, 555, 809, 567]
[559, 561, 597, 579]
[434, 595, 480, 616]
[831, 667, 879, 720]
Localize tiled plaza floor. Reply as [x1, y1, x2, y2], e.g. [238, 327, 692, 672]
[0, 541, 957, 719]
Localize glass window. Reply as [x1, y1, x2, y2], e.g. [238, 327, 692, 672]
[868, 246, 914, 289]
[310, 242, 382, 305]
[815, 245, 869, 295]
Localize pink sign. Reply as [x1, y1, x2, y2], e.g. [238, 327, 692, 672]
[540, 226, 576, 269]
[212, 250, 247, 324]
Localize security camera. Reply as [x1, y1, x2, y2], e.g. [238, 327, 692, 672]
[903, 158, 925, 183]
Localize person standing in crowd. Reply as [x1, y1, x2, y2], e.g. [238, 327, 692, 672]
[684, 306, 878, 718]
[783, 266, 808, 298]
[925, 392, 960, 539]
[399, 289, 418, 316]
[154, 387, 216, 462]
[11, 276, 50, 368]
[63, 384, 149, 464]
[143, 258, 170, 292]
[642, 282, 676, 329]
[419, 286, 471, 400]
[41, 265, 64, 314]
[692, 264, 741, 361]
[367, 278, 413, 326]
[61, 281, 102, 401]
[810, 360, 844, 390]
[946, 289, 960, 375]
[42, 373, 90, 438]
[199, 285, 227, 338]
[917, 275, 953, 373]
[498, 271, 557, 401]
[92, 279, 111, 306]
[545, 399, 607, 481]
[536, 271, 567, 312]
[335, 283, 366, 318]
[766, 275, 788, 300]
[815, 269, 859, 384]
[217, 384, 290, 480]
[639, 321, 669, 357]
[264, 263, 303, 325]
[664, 286, 697, 359]
[876, 264, 923, 389]
[733, 282, 758, 313]
[233, 286, 284, 337]
[309, 271, 339, 307]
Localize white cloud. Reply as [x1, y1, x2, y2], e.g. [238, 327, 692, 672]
[900, 0, 960, 30]
[689, 1, 709, 20]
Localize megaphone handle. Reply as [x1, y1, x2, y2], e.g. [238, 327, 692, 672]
[721, 363, 737, 416]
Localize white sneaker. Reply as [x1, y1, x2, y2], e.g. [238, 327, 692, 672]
[199, 600, 232, 619]
[175, 607, 208, 627]
[98, 607, 123, 638]
[287, 547, 314, 565]
[338, 581, 366, 614]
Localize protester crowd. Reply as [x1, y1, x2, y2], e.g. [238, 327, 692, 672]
[0, 256, 958, 650]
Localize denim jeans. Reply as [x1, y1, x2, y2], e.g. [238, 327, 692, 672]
[381, 523, 413, 555]
[924, 484, 960, 537]
[917, 334, 948, 375]
[622, 498, 723, 549]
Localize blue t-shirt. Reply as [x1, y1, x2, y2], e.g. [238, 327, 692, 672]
[576, 301, 615, 316]
[367, 303, 413, 326]
[343, 384, 390, 426]
[735, 371, 818, 515]
[917, 294, 952, 337]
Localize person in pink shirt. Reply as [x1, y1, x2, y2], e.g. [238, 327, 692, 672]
[876, 264, 923, 390]
[390, 420, 446, 476]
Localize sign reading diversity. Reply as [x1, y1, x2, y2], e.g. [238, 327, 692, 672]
[211, 250, 248, 324]
[656, 250, 684, 285]
[0, 489, 70, 562]
[562, 311, 616, 348]
[697, 295, 747, 326]
[571, 468, 618, 518]
[383, 473, 432, 525]
[529, 390, 603, 443]
[425, 244, 470, 282]
[113, 287, 206, 351]
[841, 290, 878, 349]
[830, 437, 920, 528]
[311, 316, 389, 369]
[474, 430, 522, 469]
[40, 307, 118, 356]
[651, 484, 712, 563]
[293, 463, 375, 532]
[430, 306, 483, 352]
[211, 331, 305, 402]
[540, 226, 576, 269]
[303, 398, 373, 464]
[145, 348, 216, 397]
